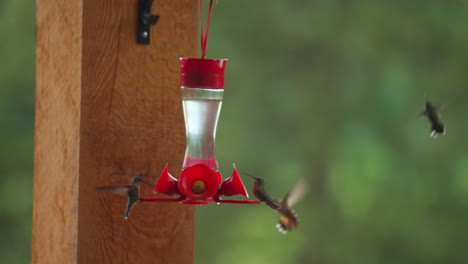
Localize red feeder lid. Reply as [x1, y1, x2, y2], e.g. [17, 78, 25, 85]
[180, 58, 227, 88]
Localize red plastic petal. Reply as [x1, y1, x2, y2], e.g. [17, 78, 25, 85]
[153, 164, 180, 195]
[215, 171, 223, 187]
[218, 165, 249, 198]
[178, 163, 220, 200]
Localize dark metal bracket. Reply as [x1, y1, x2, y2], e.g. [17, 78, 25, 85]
[137, 0, 160, 44]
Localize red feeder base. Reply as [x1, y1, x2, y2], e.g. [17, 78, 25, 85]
[140, 163, 260, 204]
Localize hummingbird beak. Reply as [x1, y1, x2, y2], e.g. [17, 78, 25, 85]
[142, 180, 153, 187]
[242, 172, 259, 180]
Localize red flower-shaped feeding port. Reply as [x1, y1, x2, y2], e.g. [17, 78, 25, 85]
[178, 164, 222, 203]
[140, 163, 259, 204]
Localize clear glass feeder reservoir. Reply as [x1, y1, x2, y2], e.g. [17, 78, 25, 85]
[180, 58, 227, 171]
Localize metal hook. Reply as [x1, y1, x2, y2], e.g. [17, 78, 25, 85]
[137, 0, 160, 44]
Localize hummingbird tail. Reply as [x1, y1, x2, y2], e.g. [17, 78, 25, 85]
[276, 210, 298, 234]
[124, 207, 130, 219]
[124, 199, 136, 220]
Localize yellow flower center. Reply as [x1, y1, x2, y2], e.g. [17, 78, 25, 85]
[191, 180, 206, 194]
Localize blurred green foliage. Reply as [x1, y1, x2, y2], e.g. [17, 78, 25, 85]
[0, 0, 35, 263]
[2, 0, 468, 263]
[198, 1, 468, 264]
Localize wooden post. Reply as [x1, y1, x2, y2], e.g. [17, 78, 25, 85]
[33, 1, 197, 263]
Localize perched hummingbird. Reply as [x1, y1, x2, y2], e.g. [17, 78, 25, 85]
[420, 95, 446, 137]
[244, 173, 281, 210]
[245, 173, 308, 233]
[96, 175, 152, 219]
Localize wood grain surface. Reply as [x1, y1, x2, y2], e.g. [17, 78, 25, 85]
[33, 1, 197, 263]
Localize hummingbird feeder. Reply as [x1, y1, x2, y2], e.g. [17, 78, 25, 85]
[140, 0, 259, 205]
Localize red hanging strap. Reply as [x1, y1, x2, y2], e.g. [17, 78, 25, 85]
[199, 0, 204, 57]
[199, 0, 215, 59]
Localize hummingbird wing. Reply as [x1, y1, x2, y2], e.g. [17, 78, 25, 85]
[420, 93, 432, 118]
[436, 103, 447, 116]
[266, 199, 281, 210]
[419, 109, 428, 119]
[284, 178, 308, 208]
[96, 185, 131, 197]
[255, 189, 281, 210]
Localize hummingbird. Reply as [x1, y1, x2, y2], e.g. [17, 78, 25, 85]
[275, 178, 308, 233]
[96, 175, 152, 219]
[420, 95, 446, 137]
[244, 173, 281, 210]
[245, 173, 308, 233]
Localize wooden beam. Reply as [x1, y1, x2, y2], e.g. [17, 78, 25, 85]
[33, 1, 197, 263]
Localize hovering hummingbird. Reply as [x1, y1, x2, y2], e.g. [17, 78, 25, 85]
[275, 178, 308, 233]
[245, 173, 308, 233]
[420, 95, 446, 137]
[96, 175, 152, 219]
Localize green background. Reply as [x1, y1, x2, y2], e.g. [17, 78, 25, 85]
[2, 1, 468, 263]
